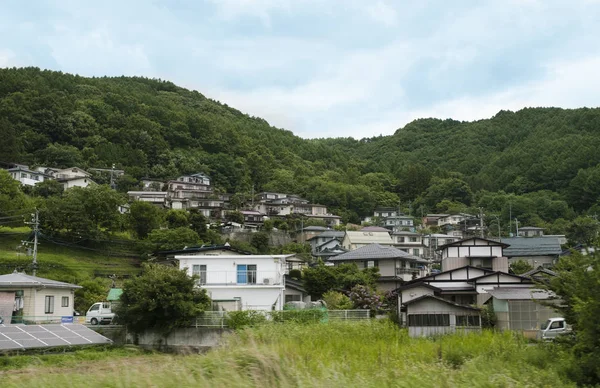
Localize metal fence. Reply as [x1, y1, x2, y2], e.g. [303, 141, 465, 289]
[192, 309, 371, 328]
[0, 316, 87, 325]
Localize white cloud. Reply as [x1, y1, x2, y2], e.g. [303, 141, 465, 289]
[207, 0, 293, 28]
[366, 1, 398, 27]
[0, 49, 16, 67]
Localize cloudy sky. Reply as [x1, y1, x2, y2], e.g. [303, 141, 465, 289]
[1, 1, 599, 139]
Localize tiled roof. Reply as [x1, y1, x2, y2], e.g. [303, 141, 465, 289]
[0, 272, 81, 289]
[360, 226, 391, 232]
[502, 237, 562, 257]
[329, 244, 419, 261]
[404, 294, 480, 310]
[344, 231, 394, 245]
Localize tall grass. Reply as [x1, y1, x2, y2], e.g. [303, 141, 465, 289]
[1, 321, 574, 387]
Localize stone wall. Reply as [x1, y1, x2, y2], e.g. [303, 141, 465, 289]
[127, 327, 231, 353]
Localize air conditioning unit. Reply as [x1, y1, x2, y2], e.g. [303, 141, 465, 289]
[263, 278, 270, 285]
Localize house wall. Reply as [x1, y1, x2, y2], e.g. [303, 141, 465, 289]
[441, 257, 468, 271]
[444, 245, 503, 258]
[204, 287, 284, 311]
[179, 256, 284, 286]
[406, 298, 481, 337]
[284, 288, 311, 304]
[378, 259, 395, 277]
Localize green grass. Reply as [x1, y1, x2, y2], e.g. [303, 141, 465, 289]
[0, 321, 575, 387]
[0, 227, 141, 283]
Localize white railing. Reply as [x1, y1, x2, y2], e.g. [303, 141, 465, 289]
[192, 309, 370, 327]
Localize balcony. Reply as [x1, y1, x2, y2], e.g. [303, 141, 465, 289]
[196, 270, 283, 286]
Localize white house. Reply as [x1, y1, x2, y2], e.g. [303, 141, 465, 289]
[176, 253, 292, 311]
[7, 165, 53, 186]
[54, 167, 95, 190]
[438, 237, 509, 272]
[0, 272, 81, 324]
[342, 230, 394, 251]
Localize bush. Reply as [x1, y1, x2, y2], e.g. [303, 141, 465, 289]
[288, 269, 302, 280]
[271, 310, 327, 324]
[322, 290, 353, 310]
[225, 311, 267, 330]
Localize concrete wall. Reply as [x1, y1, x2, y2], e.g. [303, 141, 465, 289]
[126, 327, 231, 353]
[204, 287, 284, 311]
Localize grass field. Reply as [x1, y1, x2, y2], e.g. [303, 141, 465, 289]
[0, 227, 141, 283]
[0, 321, 575, 388]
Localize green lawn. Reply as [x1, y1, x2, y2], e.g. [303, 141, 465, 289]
[0, 321, 575, 387]
[0, 227, 141, 283]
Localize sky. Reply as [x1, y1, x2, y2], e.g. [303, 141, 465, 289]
[1, 0, 599, 139]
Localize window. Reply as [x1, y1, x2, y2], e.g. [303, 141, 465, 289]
[397, 237, 405, 243]
[550, 320, 564, 330]
[409, 237, 417, 242]
[45, 296, 55, 314]
[21, 173, 27, 178]
[365, 260, 378, 268]
[237, 264, 257, 284]
[456, 315, 480, 327]
[89, 304, 100, 312]
[193, 265, 207, 285]
[285, 294, 302, 303]
[408, 314, 450, 326]
[61, 296, 69, 307]
[413, 248, 420, 256]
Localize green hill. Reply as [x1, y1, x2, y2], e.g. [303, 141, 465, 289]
[1, 67, 600, 222]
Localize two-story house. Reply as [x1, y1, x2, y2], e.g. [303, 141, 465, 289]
[167, 174, 214, 210]
[438, 237, 509, 272]
[177, 252, 292, 311]
[502, 237, 562, 269]
[328, 244, 429, 291]
[383, 215, 416, 232]
[7, 165, 53, 186]
[53, 167, 95, 190]
[392, 231, 425, 258]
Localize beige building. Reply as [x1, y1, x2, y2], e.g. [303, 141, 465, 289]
[0, 272, 81, 324]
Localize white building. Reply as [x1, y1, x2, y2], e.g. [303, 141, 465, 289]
[7, 165, 53, 186]
[176, 253, 292, 311]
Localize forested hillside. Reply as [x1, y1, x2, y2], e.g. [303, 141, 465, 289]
[1, 67, 599, 228]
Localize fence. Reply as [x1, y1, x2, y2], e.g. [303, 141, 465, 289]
[192, 309, 370, 328]
[0, 315, 86, 325]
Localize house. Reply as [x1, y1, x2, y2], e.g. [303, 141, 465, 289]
[328, 244, 429, 291]
[0, 272, 81, 324]
[297, 226, 330, 244]
[487, 287, 560, 338]
[166, 174, 213, 210]
[502, 237, 562, 269]
[518, 226, 544, 238]
[383, 215, 416, 232]
[421, 213, 449, 228]
[240, 210, 265, 226]
[396, 265, 534, 314]
[127, 191, 168, 207]
[176, 253, 292, 311]
[313, 241, 348, 261]
[342, 230, 394, 251]
[307, 230, 345, 253]
[437, 213, 483, 239]
[438, 237, 510, 272]
[283, 276, 311, 304]
[405, 294, 481, 337]
[141, 178, 165, 191]
[421, 234, 460, 260]
[7, 165, 53, 186]
[392, 231, 425, 258]
[53, 167, 95, 190]
[521, 267, 557, 283]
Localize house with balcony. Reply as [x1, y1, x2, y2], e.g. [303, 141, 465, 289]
[176, 253, 292, 311]
[127, 191, 168, 207]
[6, 165, 53, 186]
[392, 231, 425, 258]
[328, 244, 429, 291]
[383, 215, 416, 232]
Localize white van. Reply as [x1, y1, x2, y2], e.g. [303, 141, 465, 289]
[85, 302, 115, 325]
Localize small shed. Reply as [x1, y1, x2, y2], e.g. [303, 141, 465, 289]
[404, 294, 481, 337]
[0, 272, 81, 324]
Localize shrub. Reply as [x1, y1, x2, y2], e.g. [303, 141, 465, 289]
[225, 311, 267, 330]
[322, 290, 353, 310]
[288, 269, 302, 280]
[271, 310, 326, 324]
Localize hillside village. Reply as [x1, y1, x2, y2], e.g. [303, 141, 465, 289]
[0, 161, 581, 340]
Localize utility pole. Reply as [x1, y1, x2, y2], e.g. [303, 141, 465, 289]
[479, 207, 484, 238]
[110, 164, 116, 190]
[23, 209, 40, 276]
[514, 218, 519, 237]
[509, 202, 512, 237]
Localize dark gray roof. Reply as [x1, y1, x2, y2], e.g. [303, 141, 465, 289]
[486, 287, 555, 300]
[303, 226, 329, 232]
[502, 237, 562, 257]
[521, 267, 557, 278]
[0, 272, 81, 289]
[329, 244, 420, 261]
[519, 226, 544, 230]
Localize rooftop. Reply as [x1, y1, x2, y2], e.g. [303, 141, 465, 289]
[486, 287, 555, 300]
[0, 272, 81, 289]
[329, 244, 422, 261]
[501, 237, 562, 257]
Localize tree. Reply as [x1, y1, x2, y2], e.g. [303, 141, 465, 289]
[422, 177, 473, 207]
[128, 201, 163, 239]
[548, 251, 600, 385]
[74, 278, 110, 313]
[31, 179, 64, 198]
[114, 264, 211, 334]
[567, 216, 600, 245]
[0, 169, 29, 217]
[226, 211, 244, 224]
[166, 209, 189, 229]
[251, 232, 270, 253]
[302, 263, 380, 299]
[188, 209, 208, 236]
[322, 290, 353, 310]
[509, 260, 533, 275]
[147, 227, 200, 251]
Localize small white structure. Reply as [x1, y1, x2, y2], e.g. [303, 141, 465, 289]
[7, 165, 52, 186]
[0, 272, 81, 324]
[177, 254, 292, 311]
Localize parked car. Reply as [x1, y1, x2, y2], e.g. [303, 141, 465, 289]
[85, 302, 115, 325]
[539, 317, 571, 340]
